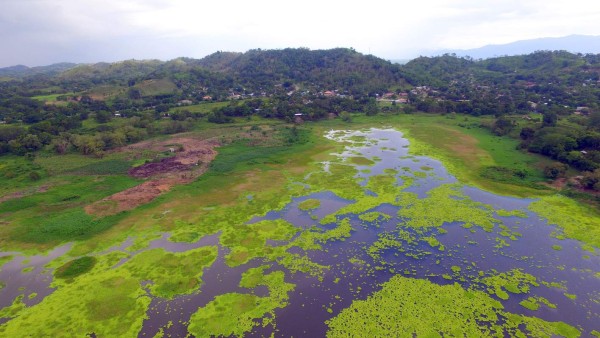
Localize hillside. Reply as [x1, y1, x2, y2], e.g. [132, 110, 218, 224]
[0, 63, 78, 78]
[196, 48, 404, 93]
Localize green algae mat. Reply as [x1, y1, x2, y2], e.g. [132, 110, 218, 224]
[0, 127, 599, 337]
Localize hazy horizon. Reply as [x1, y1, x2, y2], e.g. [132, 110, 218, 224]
[2, 0, 600, 68]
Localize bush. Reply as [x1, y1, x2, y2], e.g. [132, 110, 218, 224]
[581, 169, 600, 191]
[543, 163, 568, 179]
[28, 171, 41, 181]
[340, 112, 352, 122]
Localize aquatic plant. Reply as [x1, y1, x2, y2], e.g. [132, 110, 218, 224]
[326, 275, 579, 337]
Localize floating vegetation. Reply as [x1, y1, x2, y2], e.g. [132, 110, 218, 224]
[520, 296, 557, 311]
[326, 275, 579, 337]
[529, 195, 600, 248]
[54, 256, 97, 279]
[397, 184, 499, 231]
[348, 157, 375, 166]
[188, 268, 294, 337]
[125, 246, 217, 299]
[0, 256, 13, 270]
[298, 199, 321, 211]
[477, 269, 540, 300]
[358, 211, 391, 227]
[1, 127, 598, 337]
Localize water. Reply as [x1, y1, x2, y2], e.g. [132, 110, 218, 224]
[1, 128, 599, 336]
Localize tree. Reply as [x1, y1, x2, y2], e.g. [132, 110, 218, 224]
[542, 111, 557, 127]
[340, 112, 352, 122]
[581, 169, 600, 191]
[128, 88, 142, 100]
[20, 134, 42, 152]
[95, 110, 112, 123]
[492, 116, 515, 136]
[588, 111, 600, 131]
[519, 127, 535, 140]
[543, 163, 568, 179]
[51, 134, 72, 154]
[365, 100, 378, 116]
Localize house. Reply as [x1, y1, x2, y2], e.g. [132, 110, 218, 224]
[323, 91, 335, 97]
[202, 95, 212, 101]
[294, 113, 304, 124]
[178, 99, 193, 106]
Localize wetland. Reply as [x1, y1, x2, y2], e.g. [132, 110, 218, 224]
[1, 123, 599, 337]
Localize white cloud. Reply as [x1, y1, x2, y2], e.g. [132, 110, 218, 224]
[1, 0, 599, 66]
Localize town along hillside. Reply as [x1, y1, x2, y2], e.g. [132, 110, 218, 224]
[399, 51, 600, 194]
[0, 48, 403, 159]
[1, 49, 600, 194]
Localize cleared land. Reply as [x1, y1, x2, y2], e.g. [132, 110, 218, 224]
[85, 136, 219, 216]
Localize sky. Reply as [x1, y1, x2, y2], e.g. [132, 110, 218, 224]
[1, 0, 600, 67]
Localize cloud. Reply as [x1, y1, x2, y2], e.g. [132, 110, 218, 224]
[1, 0, 599, 67]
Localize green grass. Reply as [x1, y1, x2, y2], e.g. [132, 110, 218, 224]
[342, 113, 552, 196]
[206, 128, 312, 174]
[67, 159, 132, 175]
[135, 78, 178, 97]
[11, 208, 127, 244]
[169, 101, 230, 115]
[31, 92, 76, 102]
[0, 174, 139, 247]
[35, 153, 132, 175]
[0, 156, 46, 193]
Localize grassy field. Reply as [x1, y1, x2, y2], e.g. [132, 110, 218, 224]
[169, 101, 231, 115]
[31, 92, 77, 103]
[134, 79, 178, 97]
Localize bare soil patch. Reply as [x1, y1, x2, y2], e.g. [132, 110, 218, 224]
[85, 136, 219, 216]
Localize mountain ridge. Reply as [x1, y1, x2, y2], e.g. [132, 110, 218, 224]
[430, 35, 600, 60]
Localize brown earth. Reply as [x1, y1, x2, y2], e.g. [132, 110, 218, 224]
[85, 136, 220, 216]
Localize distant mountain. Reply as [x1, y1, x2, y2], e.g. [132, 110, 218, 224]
[0, 62, 78, 78]
[433, 35, 600, 60]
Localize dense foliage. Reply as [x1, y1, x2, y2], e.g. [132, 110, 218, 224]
[1, 48, 599, 190]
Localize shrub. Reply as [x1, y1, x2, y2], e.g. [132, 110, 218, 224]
[543, 163, 568, 179]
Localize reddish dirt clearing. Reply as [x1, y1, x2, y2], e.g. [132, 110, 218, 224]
[85, 136, 219, 216]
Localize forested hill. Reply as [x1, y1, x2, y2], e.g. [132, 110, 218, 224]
[401, 51, 600, 113]
[195, 48, 404, 94]
[0, 48, 404, 97]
